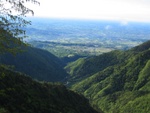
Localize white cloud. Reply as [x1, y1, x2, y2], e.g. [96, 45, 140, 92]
[105, 25, 112, 30]
[28, 0, 150, 22]
[120, 21, 128, 26]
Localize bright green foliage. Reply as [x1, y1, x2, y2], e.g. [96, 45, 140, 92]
[0, 66, 99, 113]
[134, 60, 150, 90]
[66, 50, 129, 83]
[68, 40, 150, 113]
[65, 58, 86, 76]
[120, 94, 150, 113]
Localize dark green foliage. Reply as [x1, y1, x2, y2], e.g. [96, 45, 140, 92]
[0, 0, 39, 54]
[0, 46, 68, 82]
[131, 40, 150, 52]
[0, 28, 25, 55]
[68, 40, 150, 113]
[0, 66, 99, 113]
[0, 30, 68, 82]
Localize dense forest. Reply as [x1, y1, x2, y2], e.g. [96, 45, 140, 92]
[0, 66, 99, 113]
[1, 39, 149, 113]
[0, 27, 99, 113]
[0, 1, 150, 112]
[0, 27, 150, 113]
[0, 42, 68, 82]
[66, 40, 150, 113]
[0, 35, 150, 113]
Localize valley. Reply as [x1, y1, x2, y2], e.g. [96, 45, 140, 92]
[1, 0, 150, 112]
[24, 18, 150, 113]
[0, 17, 150, 113]
[25, 18, 150, 57]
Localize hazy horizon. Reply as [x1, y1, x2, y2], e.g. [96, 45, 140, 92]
[27, 0, 150, 23]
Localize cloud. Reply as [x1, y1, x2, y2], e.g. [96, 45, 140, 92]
[119, 20, 128, 26]
[31, 0, 150, 22]
[105, 25, 112, 30]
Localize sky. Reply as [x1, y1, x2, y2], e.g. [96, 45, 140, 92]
[27, 0, 150, 22]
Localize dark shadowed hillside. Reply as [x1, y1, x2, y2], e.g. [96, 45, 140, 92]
[131, 40, 150, 52]
[66, 40, 150, 113]
[0, 46, 68, 82]
[0, 66, 99, 113]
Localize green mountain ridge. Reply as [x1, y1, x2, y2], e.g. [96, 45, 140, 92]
[131, 40, 150, 52]
[0, 46, 68, 82]
[1, 35, 150, 113]
[66, 40, 150, 113]
[0, 66, 99, 113]
[65, 50, 129, 84]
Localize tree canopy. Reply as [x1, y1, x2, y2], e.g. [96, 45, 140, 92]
[0, 0, 39, 54]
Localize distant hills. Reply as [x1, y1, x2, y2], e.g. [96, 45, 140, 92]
[66, 40, 150, 113]
[0, 45, 68, 82]
[26, 18, 150, 57]
[0, 66, 99, 113]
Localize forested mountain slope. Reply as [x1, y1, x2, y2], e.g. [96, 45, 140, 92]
[67, 40, 150, 113]
[65, 50, 127, 81]
[0, 46, 68, 82]
[0, 66, 99, 113]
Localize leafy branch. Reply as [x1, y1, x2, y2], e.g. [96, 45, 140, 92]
[0, 0, 39, 54]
